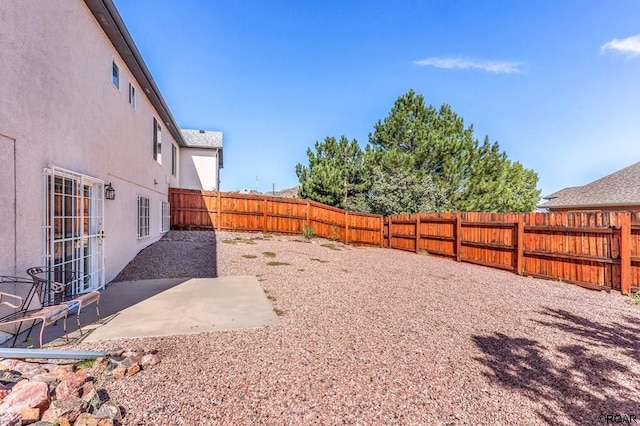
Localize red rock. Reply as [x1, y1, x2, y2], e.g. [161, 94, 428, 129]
[0, 360, 21, 370]
[94, 401, 122, 421]
[80, 382, 97, 403]
[55, 370, 87, 400]
[0, 381, 50, 414]
[88, 358, 109, 380]
[140, 354, 160, 366]
[3, 361, 46, 379]
[19, 407, 39, 423]
[110, 367, 126, 380]
[118, 356, 141, 369]
[126, 363, 140, 376]
[41, 396, 86, 423]
[29, 372, 61, 393]
[51, 418, 71, 426]
[73, 413, 101, 426]
[56, 364, 76, 373]
[49, 368, 74, 382]
[107, 349, 124, 358]
[97, 420, 114, 426]
[0, 382, 11, 402]
[0, 411, 20, 426]
[122, 349, 143, 358]
[143, 345, 158, 354]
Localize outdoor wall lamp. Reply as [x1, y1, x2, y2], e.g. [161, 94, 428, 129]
[105, 183, 116, 200]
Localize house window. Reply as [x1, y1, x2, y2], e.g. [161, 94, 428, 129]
[128, 83, 136, 108]
[137, 196, 150, 239]
[153, 118, 162, 164]
[161, 201, 170, 233]
[112, 60, 119, 89]
[171, 144, 177, 176]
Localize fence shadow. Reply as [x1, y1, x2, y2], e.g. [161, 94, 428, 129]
[473, 308, 640, 425]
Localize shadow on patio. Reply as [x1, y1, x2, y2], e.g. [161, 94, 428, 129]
[1, 230, 218, 348]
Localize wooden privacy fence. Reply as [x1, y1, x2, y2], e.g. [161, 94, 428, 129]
[384, 211, 640, 294]
[169, 188, 640, 294]
[169, 188, 383, 246]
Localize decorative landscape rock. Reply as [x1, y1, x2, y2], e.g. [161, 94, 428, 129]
[55, 370, 87, 400]
[0, 381, 50, 414]
[0, 347, 160, 425]
[0, 360, 47, 379]
[41, 396, 87, 422]
[0, 411, 21, 426]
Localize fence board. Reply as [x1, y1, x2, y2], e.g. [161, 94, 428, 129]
[169, 188, 638, 294]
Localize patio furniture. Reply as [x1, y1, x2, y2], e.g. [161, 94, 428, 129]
[0, 276, 69, 347]
[26, 267, 101, 336]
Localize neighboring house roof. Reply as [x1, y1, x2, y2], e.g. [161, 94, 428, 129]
[84, 0, 187, 147]
[539, 161, 640, 209]
[180, 129, 224, 168]
[180, 129, 223, 149]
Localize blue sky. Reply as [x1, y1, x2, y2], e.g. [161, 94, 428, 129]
[113, 0, 640, 199]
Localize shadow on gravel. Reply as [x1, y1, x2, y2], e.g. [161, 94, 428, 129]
[113, 230, 218, 281]
[473, 308, 640, 425]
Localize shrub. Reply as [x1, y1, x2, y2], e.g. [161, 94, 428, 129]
[302, 225, 315, 239]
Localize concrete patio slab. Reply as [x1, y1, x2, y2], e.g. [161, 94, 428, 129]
[82, 275, 280, 342]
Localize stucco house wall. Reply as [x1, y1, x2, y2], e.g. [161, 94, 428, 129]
[0, 0, 181, 283]
[179, 148, 221, 191]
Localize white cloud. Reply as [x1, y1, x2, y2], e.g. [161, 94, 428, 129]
[413, 57, 522, 74]
[601, 34, 640, 57]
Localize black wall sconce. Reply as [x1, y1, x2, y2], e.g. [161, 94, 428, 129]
[105, 183, 116, 200]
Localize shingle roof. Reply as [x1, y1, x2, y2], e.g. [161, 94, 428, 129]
[180, 129, 223, 149]
[539, 161, 640, 209]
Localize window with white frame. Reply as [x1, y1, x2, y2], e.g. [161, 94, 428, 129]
[153, 118, 162, 164]
[137, 196, 150, 239]
[161, 201, 170, 233]
[112, 60, 120, 89]
[171, 144, 177, 176]
[128, 83, 136, 108]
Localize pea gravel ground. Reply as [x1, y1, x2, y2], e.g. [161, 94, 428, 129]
[79, 231, 640, 425]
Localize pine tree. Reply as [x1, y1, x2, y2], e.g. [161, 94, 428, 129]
[295, 136, 366, 208]
[369, 90, 540, 212]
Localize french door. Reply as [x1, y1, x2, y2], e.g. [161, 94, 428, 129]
[43, 167, 105, 294]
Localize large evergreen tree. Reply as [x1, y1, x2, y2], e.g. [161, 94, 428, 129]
[369, 90, 540, 212]
[296, 90, 541, 214]
[295, 136, 366, 208]
[344, 168, 449, 216]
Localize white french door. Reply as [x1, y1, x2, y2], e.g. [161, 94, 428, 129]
[43, 167, 105, 294]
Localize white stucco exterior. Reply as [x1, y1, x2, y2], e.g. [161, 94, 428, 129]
[0, 0, 217, 285]
[180, 148, 221, 191]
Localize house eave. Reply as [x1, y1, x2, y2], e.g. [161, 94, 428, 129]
[83, 0, 186, 147]
[540, 202, 640, 210]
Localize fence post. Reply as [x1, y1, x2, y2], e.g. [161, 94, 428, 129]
[620, 211, 631, 295]
[388, 217, 393, 249]
[455, 212, 462, 262]
[415, 215, 421, 254]
[516, 214, 524, 275]
[344, 211, 349, 245]
[216, 191, 222, 230]
[306, 200, 310, 228]
[263, 196, 268, 233]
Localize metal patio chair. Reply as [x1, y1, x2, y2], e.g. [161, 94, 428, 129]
[26, 267, 101, 337]
[0, 276, 69, 347]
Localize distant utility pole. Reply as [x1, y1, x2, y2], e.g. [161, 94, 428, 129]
[255, 175, 258, 192]
[272, 183, 275, 195]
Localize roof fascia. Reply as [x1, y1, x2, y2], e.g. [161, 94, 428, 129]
[84, 0, 186, 147]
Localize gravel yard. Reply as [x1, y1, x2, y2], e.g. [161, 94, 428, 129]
[80, 231, 640, 425]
